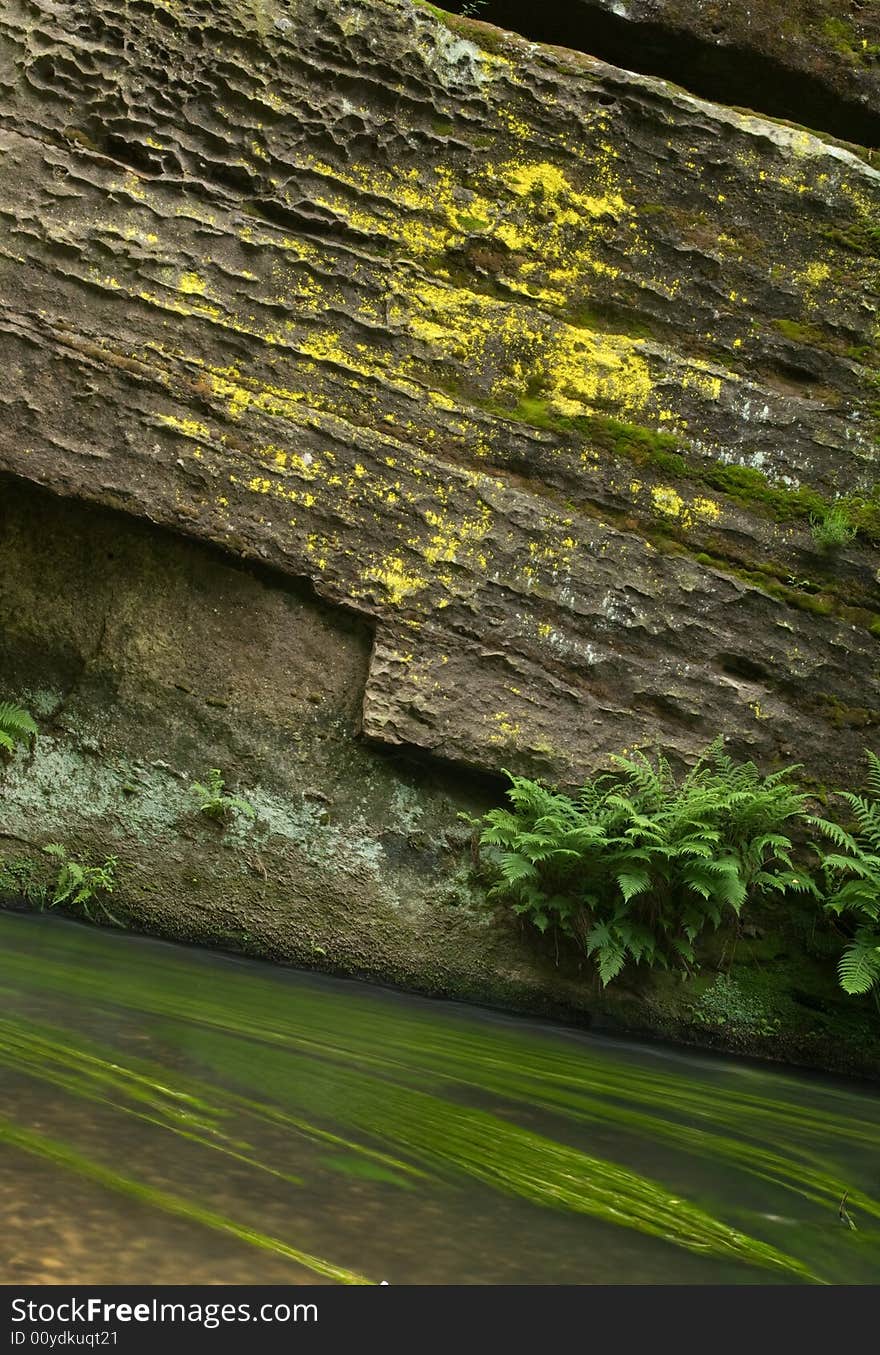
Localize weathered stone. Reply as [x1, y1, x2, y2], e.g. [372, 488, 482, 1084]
[3, 479, 876, 1078]
[0, 0, 877, 791]
[0, 478, 582, 1015]
[444, 0, 880, 148]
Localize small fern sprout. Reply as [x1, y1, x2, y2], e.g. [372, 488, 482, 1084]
[0, 701, 38, 755]
[191, 768, 256, 823]
[42, 844, 121, 925]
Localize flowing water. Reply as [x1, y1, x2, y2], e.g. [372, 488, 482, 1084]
[0, 911, 878, 1286]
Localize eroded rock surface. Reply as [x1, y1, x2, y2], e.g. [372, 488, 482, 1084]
[0, 0, 878, 787]
[442, 0, 880, 148]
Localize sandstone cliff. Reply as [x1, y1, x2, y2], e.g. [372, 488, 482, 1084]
[1, 0, 877, 787]
[0, 0, 878, 1069]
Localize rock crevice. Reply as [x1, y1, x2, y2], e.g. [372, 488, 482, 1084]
[439, 0, 880, 149]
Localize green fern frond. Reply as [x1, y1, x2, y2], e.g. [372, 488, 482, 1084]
[808, 815, 860, 855]
[498, 852, 538, 884]
[865, 750, 880, 800]
[614, 871, 651, 902]
[837, 932, 880, 996]
[0, 701, 37, 752]
[585, 923, 628, 986]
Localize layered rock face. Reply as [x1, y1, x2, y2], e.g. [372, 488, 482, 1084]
[444, 0, 880, 148]
[0, 0, 878, 788]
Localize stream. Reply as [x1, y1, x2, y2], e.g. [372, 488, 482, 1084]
[0, 912, 878, 1285]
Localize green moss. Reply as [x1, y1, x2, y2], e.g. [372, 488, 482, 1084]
[413, 2, 513, 56]
[495, 393, 880, 546]
[842, 483, 880, 539]
[818, 693, 880, 730]
[499, 396, 879, 535]
[0, 855, 47, 907]
[821, 15, 880, 65]
[774, 318, 827, 346]
[821, 222, 880, 258]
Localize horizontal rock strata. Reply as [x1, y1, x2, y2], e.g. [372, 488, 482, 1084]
[0, 0, 877, 785]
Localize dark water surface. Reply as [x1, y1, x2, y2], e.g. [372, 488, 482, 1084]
[0, 912, 878, 1285]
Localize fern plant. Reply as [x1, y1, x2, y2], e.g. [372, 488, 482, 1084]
[481, 739, 815, 986]
[42, 844, 120, 924]
[191, 768, 255, 822]
[809, 751, 880, 999]
[0, 701, 37, 755]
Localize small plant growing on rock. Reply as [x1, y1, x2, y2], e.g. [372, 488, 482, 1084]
[42, 844, 120, 924]
[810, 504, 857, 550]
[0, 856, 47, 907]
[810, 750, 880, 1000]
[191, 768, 255, 823]
[691, 974, 781, 1037]
[0, 701, 37, 755]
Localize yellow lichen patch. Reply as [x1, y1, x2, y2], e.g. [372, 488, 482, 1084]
[159, 414, 212, 441]
[236, 472, 305, 508]
[681, 367, 724, 401]
[547, 326, 653, 416]
[692, 496, 721, 522]
[204, 367, 308, 424]
[302, 150, 635, 312]
[498, 161, 630, 228]
[651, 485, 685, 518]
[119, 172, 145, 200]
[364, 555, 426, 607]
[525, 534, 577, 578]
[423, 504, 493, 567]
[178, 272, 207, 295]
[797, 260, 831, 294]
[488, 712, 523, 744]
[136, 287, 223, 325]
[211, 374, 253, 421]
[645, 484, 722, 529]
[406, 280, 653, 415]
[304, 532, 335, 572]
